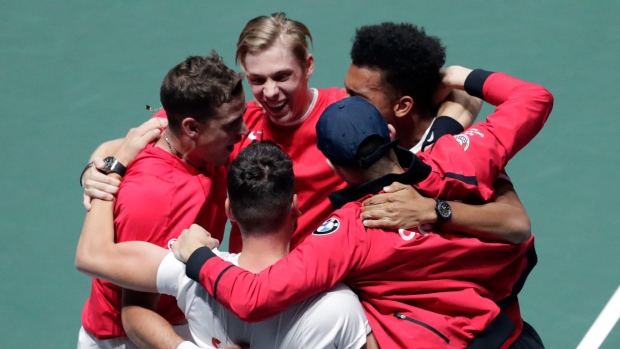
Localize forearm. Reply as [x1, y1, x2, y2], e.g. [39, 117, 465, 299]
[122, 291, 185, 349]
[88, 139, 124, 162]
[445, 201, 530, 244]
[444, 179, 530, 243]
[436, 89, 482, 129]
[186, 237, 354, 322]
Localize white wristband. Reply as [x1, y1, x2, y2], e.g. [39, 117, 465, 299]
[176, 341, 200, 349]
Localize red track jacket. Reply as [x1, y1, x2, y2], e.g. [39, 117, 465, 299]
[185, 70, 553, 348]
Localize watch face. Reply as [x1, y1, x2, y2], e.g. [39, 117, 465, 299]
[103, 157, 115, 172]
[437, 201, 452, 219]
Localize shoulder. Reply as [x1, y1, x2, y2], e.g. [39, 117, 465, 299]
[243, 101, 265, 125]
[310, 204, 362, 238]
[316, 87, 347, 104]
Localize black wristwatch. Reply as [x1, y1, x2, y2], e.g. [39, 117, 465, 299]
[98, 156, 127, 177]
[434, 199, 452, 226]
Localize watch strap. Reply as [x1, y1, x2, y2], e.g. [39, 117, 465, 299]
[80, 162, 94, 187]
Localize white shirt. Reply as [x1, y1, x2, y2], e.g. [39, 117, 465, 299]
[157, 250, 370, 349]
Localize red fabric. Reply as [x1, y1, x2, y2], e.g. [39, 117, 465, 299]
[195, 73, 553, 348]
[81, 145, 227, 339]
[227, 87, 348, 252]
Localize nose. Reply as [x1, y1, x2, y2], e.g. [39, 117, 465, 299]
[263, 80, 279, 99]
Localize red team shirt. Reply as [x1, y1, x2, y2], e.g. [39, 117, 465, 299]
[185, 71, 554, 348]
[81, 145, 228, 339]
[227, 87, 348, 252]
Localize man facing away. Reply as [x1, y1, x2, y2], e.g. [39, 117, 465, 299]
[77, 135, 376, 349]
[174, 65, 553, 348]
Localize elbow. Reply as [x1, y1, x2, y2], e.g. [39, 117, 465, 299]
[537, 86, 555, 123]
[505, 215, 531, 244]
[75, 251, 94, 275]
[75, 246, 102, 277]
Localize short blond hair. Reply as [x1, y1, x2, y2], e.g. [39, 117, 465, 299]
[236, 12, 313, 68]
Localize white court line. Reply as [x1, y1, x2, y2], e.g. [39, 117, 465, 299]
[576, 285, 620, 349]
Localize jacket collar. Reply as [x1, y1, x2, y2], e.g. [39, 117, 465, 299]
[328, 147, 431, 209]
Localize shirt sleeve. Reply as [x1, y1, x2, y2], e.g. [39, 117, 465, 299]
[417, 70, 554, 202]
[156, 252, 183, 297]
[114, 176, 172, 246]
[299, 283, 370, 349]
[185, 206, 369, 323]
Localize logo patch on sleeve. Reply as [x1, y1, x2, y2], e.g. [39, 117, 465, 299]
[167, 238, 177, 250]
[313, 218, 340, 235]
[454, 134, 470, 151]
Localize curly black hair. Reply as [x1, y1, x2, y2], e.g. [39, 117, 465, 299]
[351, 22, 446, 113]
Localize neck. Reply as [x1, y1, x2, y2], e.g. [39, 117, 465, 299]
[156, 130, 204, 169]
[237, 226, 292, 273]
[397, 110, 434, 149]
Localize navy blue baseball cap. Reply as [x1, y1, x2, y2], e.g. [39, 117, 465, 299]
[316, 96, 399, 168]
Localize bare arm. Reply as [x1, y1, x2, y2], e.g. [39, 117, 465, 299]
[443, 179, 530, 243]
[75, 197, 168, 293]
[360, 180, 530, 244]
[436, 89, 482, 130]
[122, 291, 186, 349]
[75, 117, 177, 292]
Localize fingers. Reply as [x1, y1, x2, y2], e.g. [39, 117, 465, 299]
[131, 117, 168, 136]
[83, 170, 119, 199]
[93, 157, 105, 169]
[189, 224, 210, 237]
[383, 182, 410, 193]
[362, 217, 398, 229]
[87, 167, 121, 186]
[83, 194, 92, 211]
[207, 237, 220, 249]
[171, 238, 183, 262]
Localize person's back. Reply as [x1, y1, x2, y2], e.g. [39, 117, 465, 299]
[158, 251, 369, 348]
[332, 195, 533, 347]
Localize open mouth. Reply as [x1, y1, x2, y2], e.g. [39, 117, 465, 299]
[265, 100, 287, 112]
[226, 145, 234, 151]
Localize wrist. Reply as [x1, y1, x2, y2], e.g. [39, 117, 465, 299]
[434, 199, 453, 226]
[79, 162, 94, 187]
[425, 198, 439, 224]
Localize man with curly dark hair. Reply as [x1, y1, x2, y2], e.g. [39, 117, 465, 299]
[347, 22, 452, 152]
[349, 23, 545, 349]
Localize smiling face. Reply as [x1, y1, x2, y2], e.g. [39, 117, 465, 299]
[190, 92, 248, 167]
[243, 40, 314, 124]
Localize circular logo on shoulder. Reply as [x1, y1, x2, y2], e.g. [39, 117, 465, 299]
[454, 134, 470, 151]
[313, 218, 340, 236]
[167, 238, 177, 250]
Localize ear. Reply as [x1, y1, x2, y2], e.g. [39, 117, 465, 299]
[181, 117, 200, 138]
[291, 194, 301, 217]
[225, 198, 237, 222]
[304, 54, 315, 79]
[393, 95, 414, 118]
[387, 124, 397, 141]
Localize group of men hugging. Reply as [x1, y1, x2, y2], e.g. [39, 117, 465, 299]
[75, 12, 553, 349]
